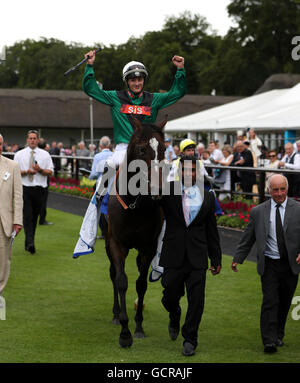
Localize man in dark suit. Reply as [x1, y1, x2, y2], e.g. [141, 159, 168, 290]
[159, 155, 222, 356]
[233, 140, 256, 199]
[232, 174, 300, 353]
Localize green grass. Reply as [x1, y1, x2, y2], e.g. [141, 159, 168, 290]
[1, 208, 300, 363]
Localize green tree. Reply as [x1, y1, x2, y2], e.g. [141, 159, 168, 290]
[222, 0, 300, 95]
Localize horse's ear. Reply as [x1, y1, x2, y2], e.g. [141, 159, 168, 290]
[158, 114, 168, 131]
[131, 115, 142, 133]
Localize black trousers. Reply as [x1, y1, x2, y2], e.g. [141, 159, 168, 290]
[39, 186, 49, 224]
[240, 174, 255, 200]
[23, 186, 46, 247]
[260, 257, 299, 345]
[161, 259, 206, 348]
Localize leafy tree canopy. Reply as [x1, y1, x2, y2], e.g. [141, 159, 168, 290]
[1, 4, 300, 96]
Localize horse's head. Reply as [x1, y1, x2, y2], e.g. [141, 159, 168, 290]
[126, 116, 167, 197]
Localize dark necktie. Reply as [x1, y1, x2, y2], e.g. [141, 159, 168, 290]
[276, 204, 288, 259]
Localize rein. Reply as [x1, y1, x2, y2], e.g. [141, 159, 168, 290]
[114, 167, 141, 210]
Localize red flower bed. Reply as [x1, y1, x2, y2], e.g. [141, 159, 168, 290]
[50, 176, 80, 186]
[217, 199, 258, 229]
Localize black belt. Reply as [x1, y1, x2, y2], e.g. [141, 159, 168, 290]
[23, 185, 45, 189]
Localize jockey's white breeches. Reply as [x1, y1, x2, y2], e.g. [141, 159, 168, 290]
[106, 143, 128, 168]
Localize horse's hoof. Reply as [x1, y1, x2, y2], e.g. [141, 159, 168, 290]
[119, 329, 133, 348]
[134, 331, 145, 339]
[112, 318, 120, 325]
[119, 335, 133, 348]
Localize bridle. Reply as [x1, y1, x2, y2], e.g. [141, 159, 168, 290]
[114, 135, 163, 210]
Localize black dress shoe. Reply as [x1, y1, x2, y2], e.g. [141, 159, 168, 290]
[39, 221, 53, 225]
[264, 343, 277, 353]
[25, 244, 36, 254]
[168, 324, 179, 341]
[182, 342, 195, 356]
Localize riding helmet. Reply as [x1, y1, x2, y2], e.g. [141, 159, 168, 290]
[180, 139, 196, 153]
[122, 61, 148, 82]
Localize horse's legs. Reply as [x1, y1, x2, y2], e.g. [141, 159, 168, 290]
[109, 238, 132, 348]
[106, 239, 120, 324]
[134, 247, 155, 338]
[110, 263, 121, 325]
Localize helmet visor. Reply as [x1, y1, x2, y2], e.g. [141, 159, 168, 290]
[123, 65, 148, 82]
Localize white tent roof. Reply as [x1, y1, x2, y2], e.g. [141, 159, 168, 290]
[165, 83, 300, 133]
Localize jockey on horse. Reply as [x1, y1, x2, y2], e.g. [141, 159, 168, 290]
[82, 50, 186, 189]
[73, 52, 186, 258]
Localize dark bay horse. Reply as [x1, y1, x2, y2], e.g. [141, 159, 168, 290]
[105, 117, 166, 348]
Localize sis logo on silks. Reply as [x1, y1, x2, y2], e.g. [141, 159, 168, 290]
[120, 104, 151, 116]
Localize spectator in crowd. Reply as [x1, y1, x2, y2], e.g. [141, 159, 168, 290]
[14, 130, 54, 254]
[12, 144, 19, 153]
[88, 143, 96, 156]
[248, 128, 262, 161]
[232, 174, 300, 354]
[201, 150, 211, 164]
[230, 142, 241, 191]
[70, 144, 77, 175]
[173, 145, 180, 158]
[265, 150, 280, 192]
[243, 140, 257, 167]
[89, 136, 113, 239]
[76, 141, 91, 170]
[277, 146, 285, 160]
[49, 141, 60, 177]
[237, 130, 246, 142]
[201, 150, 213, 176]
[0, 133, 23, 298]
[208, 140, 223, 163]
[233, 141, 256, 199]
[89, 136, 113, 186]
[164, 138, 177, 162]
[57, 142, 67, 170]
[295, 140, 300, 154]
[214, 144, 234, 200]
[196, 142, 205, 159]
[278, 142, 300, 197]
[257, 145, 270, 167]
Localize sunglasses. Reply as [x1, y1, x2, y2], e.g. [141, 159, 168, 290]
[269, 155, 276, 158]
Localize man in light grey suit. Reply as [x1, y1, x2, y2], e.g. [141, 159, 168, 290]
[232, 174, 300, 354]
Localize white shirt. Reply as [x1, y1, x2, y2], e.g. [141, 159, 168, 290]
[210, 148, 223, 162]
[282, 151, 300, 169]
[14, 146, 54, 188]
[250, 136, 262, 158]
[264, 198, 287, 260]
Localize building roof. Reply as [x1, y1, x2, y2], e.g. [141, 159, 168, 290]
[165, 82, 300, 133]
[0, 88, 241, 129]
